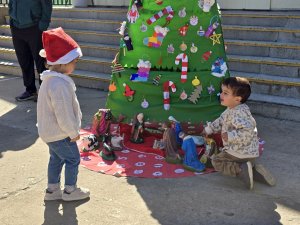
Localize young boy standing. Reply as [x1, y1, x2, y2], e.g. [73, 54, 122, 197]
[37, 27, 89, 201]
[203, 77, 276, 189]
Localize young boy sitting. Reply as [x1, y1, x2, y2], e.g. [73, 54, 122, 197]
[203, 77, 276, 189]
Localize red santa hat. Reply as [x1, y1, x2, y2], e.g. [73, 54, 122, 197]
[39, 27, 82, 65]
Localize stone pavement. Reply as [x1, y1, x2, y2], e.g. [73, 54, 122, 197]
[0, 75, 299, 225]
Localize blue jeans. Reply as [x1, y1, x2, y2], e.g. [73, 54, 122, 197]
[47, 137, 80, 186]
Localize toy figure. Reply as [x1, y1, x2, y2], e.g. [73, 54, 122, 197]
[99, 134, 117, 161]
[130, 113, 145, 143]
[168, 116, 182, 146]
[179, 132, 206, 172]
[161, 122, 182, 164]
[91, 109, 112, 138]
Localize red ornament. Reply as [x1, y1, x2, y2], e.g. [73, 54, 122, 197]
[202, 51, 212, 61]
[178, 24, 189, 36]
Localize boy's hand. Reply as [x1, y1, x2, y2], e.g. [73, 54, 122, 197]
[221, 132, 228, 142]
[70, 135, 80, 142]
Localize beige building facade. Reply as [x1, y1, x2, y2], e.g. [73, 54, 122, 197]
[218, 0, 300, 10]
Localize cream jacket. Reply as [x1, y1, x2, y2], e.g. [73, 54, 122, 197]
[37, 70, 82, 143]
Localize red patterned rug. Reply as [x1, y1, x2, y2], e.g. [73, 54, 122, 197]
[78, 128, 215, 178]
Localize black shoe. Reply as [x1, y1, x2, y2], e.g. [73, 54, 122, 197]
[239, 161, 253, 190]
[253, 164, 276, 186]
[15, 91, 37, 102]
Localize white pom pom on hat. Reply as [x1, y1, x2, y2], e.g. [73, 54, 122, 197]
[39, 27, 82, 65]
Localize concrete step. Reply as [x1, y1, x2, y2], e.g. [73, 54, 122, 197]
[248, 93, 300, 122]
[231, 71, 300, 99]
[223, 25, 300, 43]
[0, 47, 16, 61]
[222, 11, 300, 27]
[0, 35, 119, 59]
[52, 7, 127, 21]
[77, 56, 112, 74]
[0, 35, 13, 48]
[227, 55, 300, 78]
[225, 39, 300, 60]
[50, 17, 121, 33]
[0, 25, 120, 45]
[0, 59, 111, 90]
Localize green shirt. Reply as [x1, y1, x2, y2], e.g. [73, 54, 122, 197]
[9, 0, 52, 31]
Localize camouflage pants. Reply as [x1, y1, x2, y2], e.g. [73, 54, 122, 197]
[212, 151, 256, 177]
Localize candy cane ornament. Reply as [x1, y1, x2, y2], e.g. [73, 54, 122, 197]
[175, 53, 188, 83]
[163, 81, 176, 110]
[146, 6, 174, 26]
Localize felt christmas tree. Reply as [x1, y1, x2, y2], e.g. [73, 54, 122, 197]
[106, 0, 229, 123]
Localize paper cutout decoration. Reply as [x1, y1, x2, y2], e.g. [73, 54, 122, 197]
[131, 59, 151, 82]
[155, 0, 163, 5]
[198, 0, 216, 13]
[152, 74, 162, 85]
[141, 99, 149, 108]
[210, 33, 222, 45]
[140, 22, 148, 32]
[211, 58, 228, 77]
[178, 7, 187, 18]
[202, 51, 212, 62]
[180, 42, 187, 51]
[175, 53, 188, 83]
[143, 25, 169, 48]
[123, 83, 135, 101]
[179, 24, 189, 36]
[188, 82, 203, 104]
[207, 84, 216, 101]
[190, 43, 198, 53]
[163, 81, 176, 110]
[127, 3, 139, 23]
[190, 16, 198, 26]
[109, 82, 117, 92]
[192, 76, 201, 86]
[167, 44, 175, 54]
[197, 26, 205, 36]
[180, 90, 188, 100]
[146, 6, 174, 26]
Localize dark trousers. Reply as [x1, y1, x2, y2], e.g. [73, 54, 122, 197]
[10, 25, 46, 93]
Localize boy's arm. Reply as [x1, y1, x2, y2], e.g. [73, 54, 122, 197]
[204, 116, 224, 135]
[39, 0, 53, 31]
[227, 111, 255, 144]
[50, 84, 80, 140]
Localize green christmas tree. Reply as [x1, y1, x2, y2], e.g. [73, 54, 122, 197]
[106, 0, 229, 123]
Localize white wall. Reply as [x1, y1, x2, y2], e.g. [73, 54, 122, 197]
[271, 0, 300, 9]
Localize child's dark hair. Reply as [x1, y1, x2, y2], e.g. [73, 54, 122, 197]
[222, 77, 251, 103]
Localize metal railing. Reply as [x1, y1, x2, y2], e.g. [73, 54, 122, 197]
[0, 0, 72, 6]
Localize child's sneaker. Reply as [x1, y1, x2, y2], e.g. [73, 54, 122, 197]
[44, 189, 62, 201]
[253, 164, 276, 186]
[62, 187, 90, 201]
[239, 161, 253, 190]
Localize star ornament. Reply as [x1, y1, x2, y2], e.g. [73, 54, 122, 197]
[210, 33, 222, 45]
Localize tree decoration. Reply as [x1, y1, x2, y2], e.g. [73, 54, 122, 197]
[190, 16, 199, 26]
[152, 74, 162, 85]
[192, 76, 201, 86]
[190, 43, 198, 53]
[179, 23, 189, 36]
[109, 82, 117, 92]
[119, 38, 126, 56]
[143, 25, 169, 48]
[167, 44, 175, 54]
[175, 53, 188, 83]
[180, 90, 188, 100]
[210, 33, 222, 45]
[197, 26, 205, 36]
[146, 6, 174, 26]
[179, 41, 187, 51]
[207, 84, 215, 101]
[178, 7, 187, 18]
[123, 83, 135, 102]
[163, 81, 176, 110]
[131, 59, 151, 82]
[140, 22, 148, 32]
[198, 0, 216, 13]
[127, 3, 139, 23]
[188, 85, 203, 104]
[211, 57, 228, 77]
[118, 21, 127, 36]
[123, 34, 134, 51]
[201, 51, 212, 62]
[141, 98, 149, 108]
[155, 0, 163, 5]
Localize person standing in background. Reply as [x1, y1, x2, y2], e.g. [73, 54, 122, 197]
[9, 0, 52, 101]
